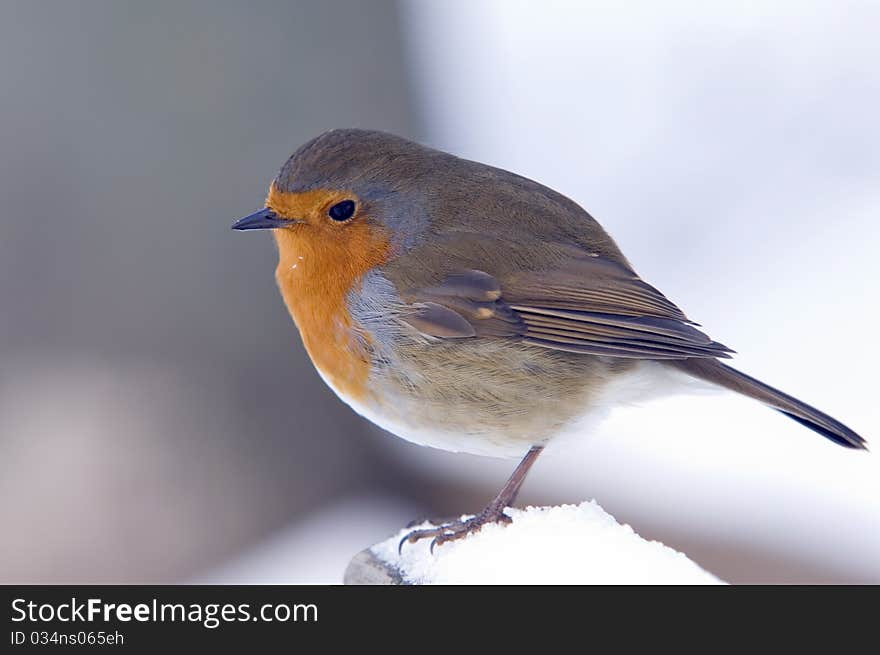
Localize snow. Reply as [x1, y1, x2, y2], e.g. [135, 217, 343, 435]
[371, 501, 724, 584]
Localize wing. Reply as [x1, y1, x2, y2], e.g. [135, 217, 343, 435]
[399, 252, 733, 360]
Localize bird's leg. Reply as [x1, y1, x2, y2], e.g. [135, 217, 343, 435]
[400, 446, 544, 553]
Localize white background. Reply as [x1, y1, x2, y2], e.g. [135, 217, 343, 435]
[390, 0, 880, 582]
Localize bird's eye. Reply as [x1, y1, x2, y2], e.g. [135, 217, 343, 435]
[328, 199, 356, 222]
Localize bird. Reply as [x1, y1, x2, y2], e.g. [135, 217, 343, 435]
[232, 128, 866, 550]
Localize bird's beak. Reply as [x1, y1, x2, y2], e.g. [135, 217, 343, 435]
[231, 208, 286, 231]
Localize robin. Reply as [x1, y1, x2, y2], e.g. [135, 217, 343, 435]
[233, 129, 866, 550]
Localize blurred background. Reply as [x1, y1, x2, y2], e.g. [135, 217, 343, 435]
[1, 0, 877, 584]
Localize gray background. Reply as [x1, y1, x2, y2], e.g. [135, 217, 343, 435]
[0, 0, 418, 582]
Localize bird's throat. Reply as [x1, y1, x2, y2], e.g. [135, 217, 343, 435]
[272, 222, 390, 403]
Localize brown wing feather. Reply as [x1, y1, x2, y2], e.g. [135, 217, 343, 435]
[503, 255, 689, 321]
[398, 253, 732, 360]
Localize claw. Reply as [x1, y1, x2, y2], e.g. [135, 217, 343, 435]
[398, 507, 514, 554]
[397, 446, 543, 555]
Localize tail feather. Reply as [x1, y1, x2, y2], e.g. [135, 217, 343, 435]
[667, 358, 867, 450]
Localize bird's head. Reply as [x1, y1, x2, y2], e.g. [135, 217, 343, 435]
[232, 129, 448, 292]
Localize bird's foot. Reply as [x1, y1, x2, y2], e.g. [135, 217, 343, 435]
[399, 505, 513, 554]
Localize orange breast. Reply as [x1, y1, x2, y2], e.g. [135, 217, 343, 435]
[268, 186, 391, 403]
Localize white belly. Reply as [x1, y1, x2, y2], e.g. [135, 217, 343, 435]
[315, 360, 710, 459]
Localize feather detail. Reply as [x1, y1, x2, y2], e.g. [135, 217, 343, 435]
[399, 251, 730, 361]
